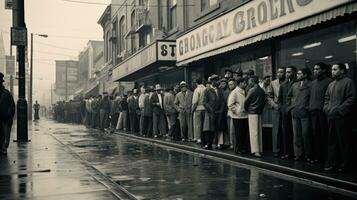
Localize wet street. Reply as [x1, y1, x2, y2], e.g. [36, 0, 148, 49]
[1, 120, 356, 200]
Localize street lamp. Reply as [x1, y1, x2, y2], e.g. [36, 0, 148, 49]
[29, 33, 48, 120]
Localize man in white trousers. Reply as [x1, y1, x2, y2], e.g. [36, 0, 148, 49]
[244, 75, 266, 157]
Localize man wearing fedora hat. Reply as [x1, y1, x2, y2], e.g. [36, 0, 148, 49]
[202, 75, 219, 149]
[174, 81, 193, 141]
[150, 84, 167, 138]
[0, 72, 15, 155]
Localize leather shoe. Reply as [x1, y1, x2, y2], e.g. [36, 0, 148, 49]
[281, 154, 291, 159]
[273, 153, 279, 158]
[203, 145, 212, 150]
[294, 156, 303, 161]
[324, 166, 336, 172]
[253, 153, 262, 158]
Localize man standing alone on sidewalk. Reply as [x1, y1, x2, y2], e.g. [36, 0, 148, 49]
[33, 101, 40, 121]
[0, 72, 15, 155]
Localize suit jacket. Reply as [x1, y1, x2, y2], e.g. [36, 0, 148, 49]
[324, 76, 356, 119]
[150, 92, 165, 114]
[164, 92, 176, 114]
[128, 95, 139, 114]
[278, 79, 295, 115]
[288, 80, 311, 118]
[174, 90, 193, 114]
[244, 85, 266, 114]
[267, 79, 282, 110]
[143, 93, 153, 117]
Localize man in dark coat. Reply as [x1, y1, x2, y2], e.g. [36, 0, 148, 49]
[213, 78, 226, 149]
[288, 68, 312, 161]
[33, 101, 40, 121]
[128, 89, 140, 134]
[202, 75, 218, 149]
[278, 66, 297, 159]
[142, 88, 153, 137]
[309, 63, 332, 164]
[99, 93, 111, 131]
[0, 72, 15, 155]
[151, 84, 167, 138]
[324, 63, 355, 172]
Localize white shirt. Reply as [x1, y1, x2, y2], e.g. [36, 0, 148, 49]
[158, 93, 163, 109]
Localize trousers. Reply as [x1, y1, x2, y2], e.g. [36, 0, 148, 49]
[248, 114, 263, 154]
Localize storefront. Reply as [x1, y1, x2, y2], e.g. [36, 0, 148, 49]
[112, 40, 183, 89]
[177, 0, 357, 85]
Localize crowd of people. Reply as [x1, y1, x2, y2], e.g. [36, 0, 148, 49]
[53, 62, 356, 172]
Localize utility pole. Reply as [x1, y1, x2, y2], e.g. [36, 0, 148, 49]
[12, 0, 28, 142]
[9, 44, 14, 96]
[28, 33, 47, 120]
[29, 33, 33, 120]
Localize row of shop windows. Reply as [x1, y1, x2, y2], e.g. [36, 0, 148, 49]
[189, 18, 357, 87]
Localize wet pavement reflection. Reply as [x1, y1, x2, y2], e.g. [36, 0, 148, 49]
[44, 121, 356, 200]
[0, 122, 119, 200]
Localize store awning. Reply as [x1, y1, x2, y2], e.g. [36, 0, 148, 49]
[177, 1, 357, 66]
[112, 40, 176, 81]
[84, 83, 99, 97]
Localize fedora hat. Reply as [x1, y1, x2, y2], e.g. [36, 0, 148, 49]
[155, 84, 163, 91]
[179, 81, 187, 87]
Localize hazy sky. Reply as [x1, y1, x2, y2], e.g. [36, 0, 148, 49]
[0, 0, 110, 103]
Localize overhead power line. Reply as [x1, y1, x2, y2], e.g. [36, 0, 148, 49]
[35, 51, 77, 57]
[36, 41, 81, 51]
[61, 0, 195, 7]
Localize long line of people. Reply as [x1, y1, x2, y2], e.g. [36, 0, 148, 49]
[53, 62, 356, 173]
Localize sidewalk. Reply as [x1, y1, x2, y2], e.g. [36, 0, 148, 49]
[115, 131, 357, 195]
[0, 121, 135, 200]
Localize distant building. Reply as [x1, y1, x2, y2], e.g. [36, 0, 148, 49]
[55, 60, 79, 100]
[75, 40, 108, 97]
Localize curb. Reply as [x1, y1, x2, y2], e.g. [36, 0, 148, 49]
[115, 131, 357, 197]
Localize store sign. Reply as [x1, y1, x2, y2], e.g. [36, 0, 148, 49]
[112, 40, 176, 80]
[157, 41, 176, 61]
[177, 0, 353, 62]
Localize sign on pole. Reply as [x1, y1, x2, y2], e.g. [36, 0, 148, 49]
[11, 27, 27, 46]
[5, 0, 12, 9]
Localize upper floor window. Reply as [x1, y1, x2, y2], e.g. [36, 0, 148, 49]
[201, 0, 217, 11]
[119, 17, 125, 53]
[105, 30, 111, 62]
[169, 0, 177, 30]
[131, 11, 136, 54]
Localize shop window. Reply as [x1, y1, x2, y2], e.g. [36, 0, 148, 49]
[277, 20, 356, 81]
[226, 43, 273, 80]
